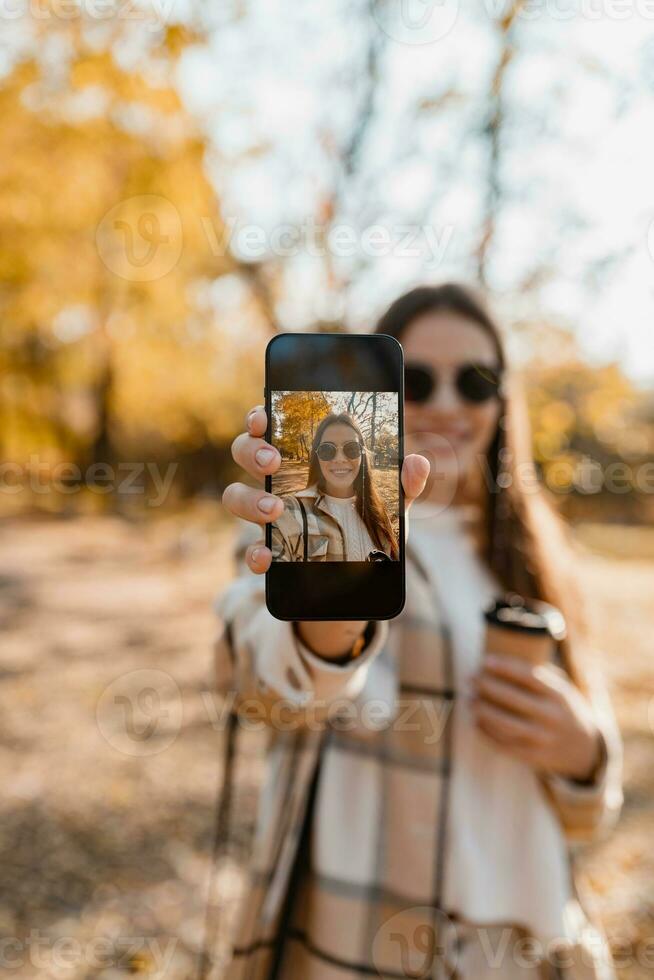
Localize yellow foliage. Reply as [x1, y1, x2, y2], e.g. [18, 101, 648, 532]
[0, 22, 262, 475]
[539, 400, 576, 433]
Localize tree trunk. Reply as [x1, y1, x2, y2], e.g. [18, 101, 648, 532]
[89, 357, 113, 470]
[369, 392, 377, 453]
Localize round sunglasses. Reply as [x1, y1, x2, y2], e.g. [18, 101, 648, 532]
[315, 440, 363, 462]
[405, 362, 503, 405]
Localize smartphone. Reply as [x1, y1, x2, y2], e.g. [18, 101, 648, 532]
[264, 332, 405, 621]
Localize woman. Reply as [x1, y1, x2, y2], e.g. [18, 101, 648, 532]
[270, 412, 399, 562]
[217, 284, 623, 980]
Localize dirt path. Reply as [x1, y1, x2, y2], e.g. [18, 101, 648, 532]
[0, 513, 653, 977]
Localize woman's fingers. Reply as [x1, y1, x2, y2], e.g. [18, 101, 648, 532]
[222, 482, 284, 524]
[472, 671, 553, 725]
[222, 407, 281, 574]
[482, 653, 555, 698]
[245, 542, 273, 574]
[472, 698, 545, 746]
[223, 407, 283, 559]
[402, 453, 431, 511]
[231, 406, 281, 479]
[231, 432, 280, 478]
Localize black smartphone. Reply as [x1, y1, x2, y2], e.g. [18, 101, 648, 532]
[264, 332, 405, 621]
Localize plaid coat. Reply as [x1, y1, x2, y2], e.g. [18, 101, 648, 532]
[270, 485, 393, 562]
[270, 486, 350, 562]
[214, 522, 623, 980]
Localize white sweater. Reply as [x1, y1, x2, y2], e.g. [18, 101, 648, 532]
[408, 502, 576, 944]
[321, 494, 377, 561]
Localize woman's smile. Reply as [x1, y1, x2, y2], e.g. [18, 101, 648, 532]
[316, 421, 363, 497]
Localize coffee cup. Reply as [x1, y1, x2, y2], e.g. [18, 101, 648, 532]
[483, 594, 567, 665]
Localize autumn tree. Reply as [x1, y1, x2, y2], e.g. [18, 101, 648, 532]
[271, 391, 332, 460]
[0, 19, 268, 494]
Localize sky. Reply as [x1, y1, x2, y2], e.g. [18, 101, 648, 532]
[176, 0, 654, 384]
[1, 1, 652, 383]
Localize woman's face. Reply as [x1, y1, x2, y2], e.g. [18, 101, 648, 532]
[316, 422, 362, 496]
[402, 311, 502, 496]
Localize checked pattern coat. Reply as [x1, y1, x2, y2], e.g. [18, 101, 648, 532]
[213, 523, 623, 980]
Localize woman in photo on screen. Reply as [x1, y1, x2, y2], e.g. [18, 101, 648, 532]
[218, 283, 623, 980]
[270, 411, 400, 562]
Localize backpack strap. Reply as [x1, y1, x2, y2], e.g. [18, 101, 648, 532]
[296, 497, 309, 562]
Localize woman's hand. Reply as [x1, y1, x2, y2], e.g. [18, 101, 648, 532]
[222, 404, 430, 575]
[222, 405, 430, 658]
[469, 654, 602, 782]
[222, 404, 286, 566]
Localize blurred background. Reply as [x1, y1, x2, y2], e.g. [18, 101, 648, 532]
[1, 2, 654, 978]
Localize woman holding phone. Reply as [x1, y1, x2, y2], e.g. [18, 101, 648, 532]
[270, 411, 399, 562]
[218, 283, 623, 980]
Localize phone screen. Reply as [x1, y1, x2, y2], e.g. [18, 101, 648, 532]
[265, 333, 405, 621]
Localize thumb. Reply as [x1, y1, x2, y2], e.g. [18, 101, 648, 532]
[402, 453, 430, 512]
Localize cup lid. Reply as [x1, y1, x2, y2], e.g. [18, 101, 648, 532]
[484, 594, 567, 640]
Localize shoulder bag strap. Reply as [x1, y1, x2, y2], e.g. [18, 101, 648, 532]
[296, 497, 309, 562]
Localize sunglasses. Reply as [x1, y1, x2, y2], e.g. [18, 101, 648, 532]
[315, 440, 363, 462]
[405, 362, 503, 405]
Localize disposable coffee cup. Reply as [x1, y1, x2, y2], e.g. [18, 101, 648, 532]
[483, 595, 567, 665]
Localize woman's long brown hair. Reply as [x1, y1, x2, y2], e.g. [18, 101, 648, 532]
[306, 412, 400, 560]
[376, 283, 589, 690]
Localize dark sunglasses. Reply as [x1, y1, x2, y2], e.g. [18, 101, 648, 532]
[405, 362, 503, 405]
[315, 440, 363, 462]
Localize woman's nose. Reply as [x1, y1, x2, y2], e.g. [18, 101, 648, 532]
[431, 378, 461, 412]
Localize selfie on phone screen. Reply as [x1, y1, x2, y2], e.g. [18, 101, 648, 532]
[262, 332, 407, 621]
[269, 391, 400, 563]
